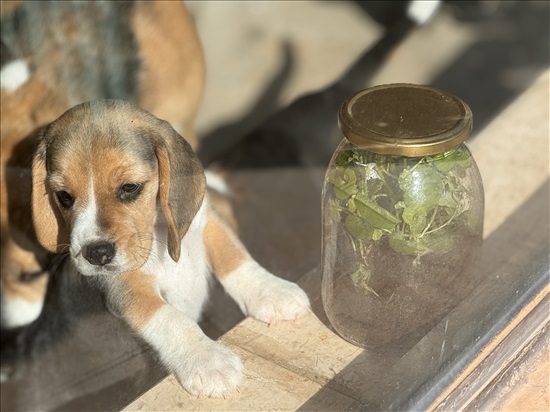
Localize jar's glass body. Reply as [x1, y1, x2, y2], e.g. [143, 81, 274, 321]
[321, 139, 484, 349]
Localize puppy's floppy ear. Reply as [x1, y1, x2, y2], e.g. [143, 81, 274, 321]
[31, 137, 70, 253]
[152, 120, 206, 262]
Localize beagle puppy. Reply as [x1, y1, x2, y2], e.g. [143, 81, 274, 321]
[31, 100, 310, 397]
[1, 0, 204, 328]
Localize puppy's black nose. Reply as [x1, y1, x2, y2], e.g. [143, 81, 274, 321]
[84, 242, 116, 266]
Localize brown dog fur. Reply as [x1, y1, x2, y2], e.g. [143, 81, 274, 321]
[1, 0, 205, 328]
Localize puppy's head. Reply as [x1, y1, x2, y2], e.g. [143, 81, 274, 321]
[31, 100, 205, 276]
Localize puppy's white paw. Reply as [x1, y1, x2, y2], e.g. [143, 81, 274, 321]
[248, 276, 310, 324]
[224, 261, 310, 324]
[176, 340, 244, 398]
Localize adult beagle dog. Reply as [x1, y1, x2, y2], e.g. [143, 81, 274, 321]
[1, 0, 204, 328]
[31, 100, 309, 397]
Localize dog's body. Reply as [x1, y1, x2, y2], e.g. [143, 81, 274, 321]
[31, 100, 309, 397]
[1, 0, 204, 328]
[1, 0, 204, 146]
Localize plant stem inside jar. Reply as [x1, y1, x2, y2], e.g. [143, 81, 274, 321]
[328, 144, 477, 295]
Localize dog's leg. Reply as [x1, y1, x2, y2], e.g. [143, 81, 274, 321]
[204, 210, 310, 324]
[101, 270, 243, 397]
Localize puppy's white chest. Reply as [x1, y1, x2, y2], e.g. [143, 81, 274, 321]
[143, 203, 210, 321]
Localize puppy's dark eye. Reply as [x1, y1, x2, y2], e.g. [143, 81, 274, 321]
[119, 183, 142, 202]
[55, 190, 74, 209]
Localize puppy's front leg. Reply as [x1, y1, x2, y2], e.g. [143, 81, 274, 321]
[102, 271, 243, 397]
[204, 210, 310, 324]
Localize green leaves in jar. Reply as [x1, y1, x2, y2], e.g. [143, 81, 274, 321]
[328, 145, 474, 292]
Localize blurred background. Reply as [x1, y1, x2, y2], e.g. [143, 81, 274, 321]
[191, 0, 548, 152]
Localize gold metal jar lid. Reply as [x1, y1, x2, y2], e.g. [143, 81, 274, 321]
[338, 83, 472, 157]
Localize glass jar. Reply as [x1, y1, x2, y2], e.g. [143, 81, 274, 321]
[321, 84, 484, 350]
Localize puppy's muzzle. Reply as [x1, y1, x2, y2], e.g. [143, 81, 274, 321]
[84, 241, 116, 266]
